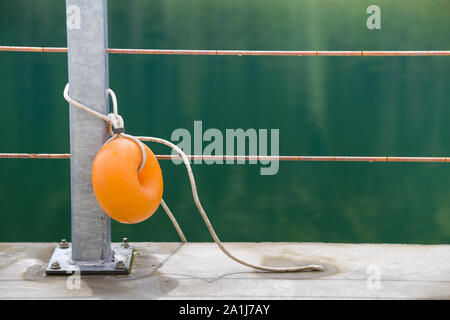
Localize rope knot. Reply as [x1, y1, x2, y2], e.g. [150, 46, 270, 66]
[107, 113, 125, 134]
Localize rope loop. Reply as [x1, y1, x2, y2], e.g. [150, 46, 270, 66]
[63, 83, 145, 172]
[63, 83, 125, 133]
[106, 87, 125, 133]
[121, 133, 147, 173]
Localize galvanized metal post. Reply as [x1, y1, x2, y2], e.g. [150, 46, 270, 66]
[65, 0, 112, 263]
[46, 0, 133, 276]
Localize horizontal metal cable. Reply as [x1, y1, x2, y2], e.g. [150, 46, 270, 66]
[0, 153, 71, 159]
[1, 46, 449, 56]
[2, 153, 450, 162]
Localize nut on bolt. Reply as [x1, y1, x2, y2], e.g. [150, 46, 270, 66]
[116, 260, 125, 269]
[121, 238, 129, 248]
[59, 239, 69, 249]
[51, 261, 61, 270]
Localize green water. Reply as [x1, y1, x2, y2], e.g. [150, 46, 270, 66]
[0, 0, 449, 243]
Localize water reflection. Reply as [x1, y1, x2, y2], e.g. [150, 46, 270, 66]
[0, 0, 449, 243]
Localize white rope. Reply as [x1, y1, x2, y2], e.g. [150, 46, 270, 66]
[137, 136, 324, 272]
[64, 84, 145, 173]
[64, 84, 125, 135]
[120, 134, 147, 173]
[63, 84, 111, 123]
[63, 84, 324, 273]
[107, 88, 118, 115]
[160, 199, 187, 243]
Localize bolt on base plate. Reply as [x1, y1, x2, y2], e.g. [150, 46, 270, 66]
[45, 242, 134, 275]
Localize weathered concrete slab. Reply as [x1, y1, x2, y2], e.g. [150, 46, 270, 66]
[0, 242, 448, 299]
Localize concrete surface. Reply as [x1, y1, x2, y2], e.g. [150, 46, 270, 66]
[0, 242, 448, 299]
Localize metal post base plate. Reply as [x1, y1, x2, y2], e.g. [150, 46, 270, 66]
[45, 243, 133, 275]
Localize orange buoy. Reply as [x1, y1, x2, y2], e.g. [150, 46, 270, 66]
[92, 135, 163, 224]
